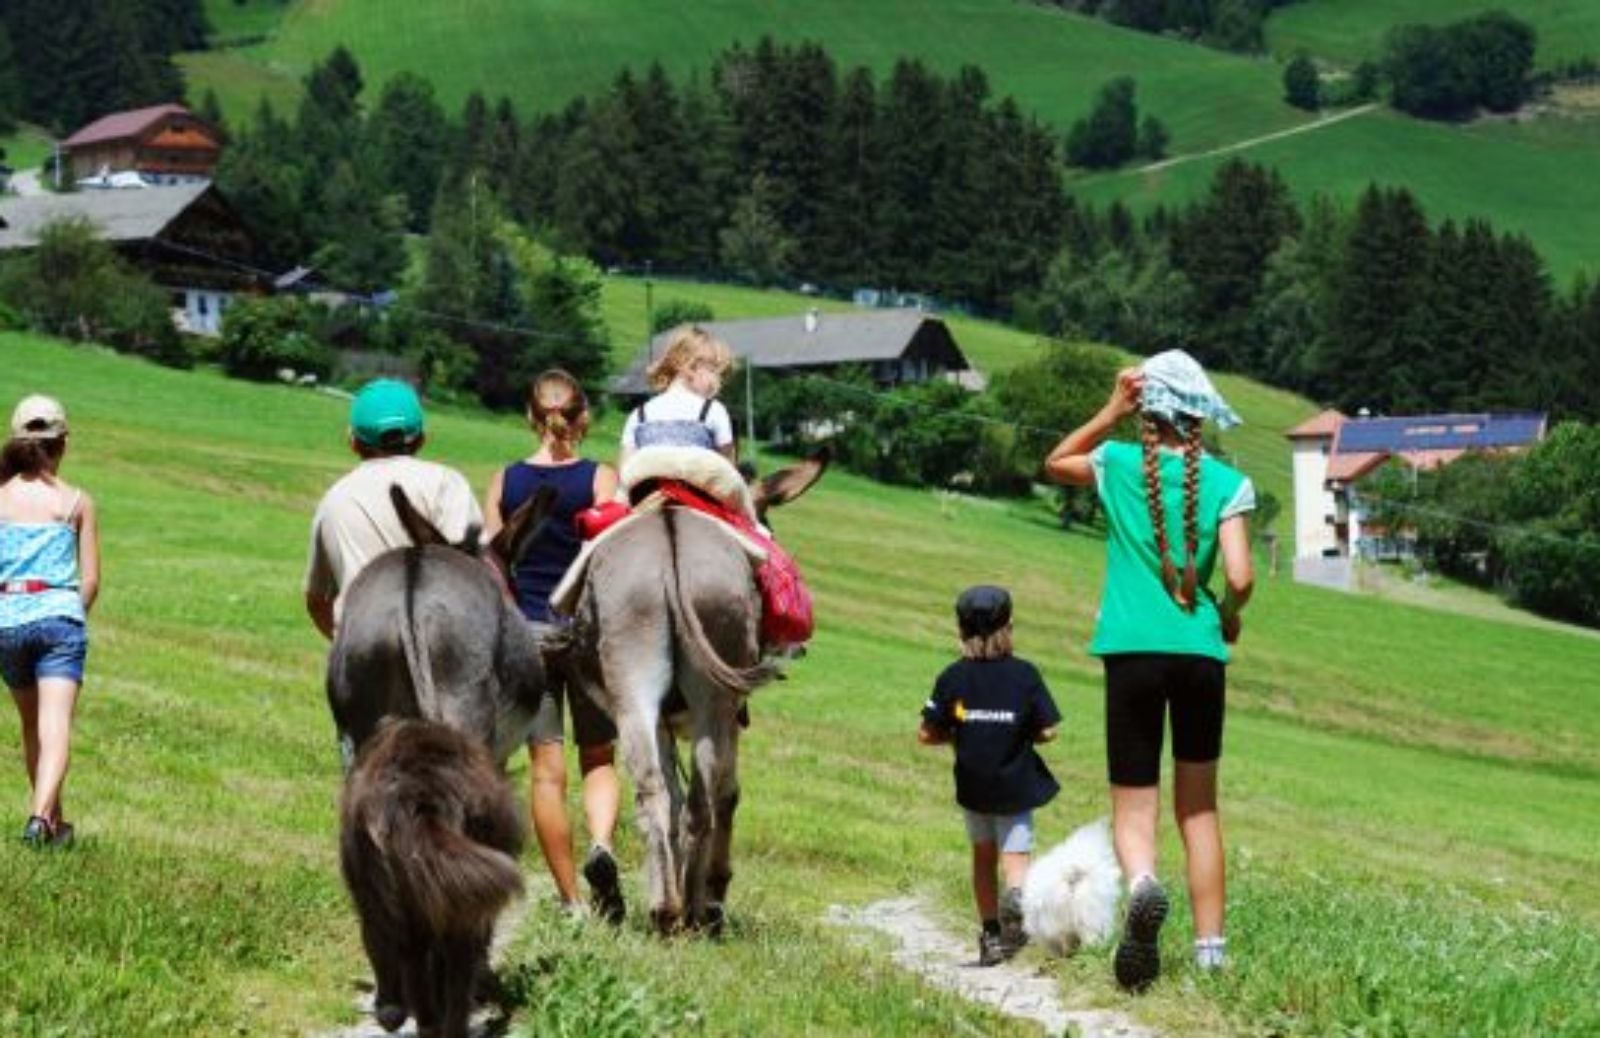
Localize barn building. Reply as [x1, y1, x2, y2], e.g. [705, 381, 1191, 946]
[62, 104, 224, 187]
[612, 308, 976, 397]
[0, 184, 266, 335]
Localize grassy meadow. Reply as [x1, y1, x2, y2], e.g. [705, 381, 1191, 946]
[2, 329, 1598, 1036]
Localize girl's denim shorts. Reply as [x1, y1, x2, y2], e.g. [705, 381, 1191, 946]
[0, 616, 89, 688]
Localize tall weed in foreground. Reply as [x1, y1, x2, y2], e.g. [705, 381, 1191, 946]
[1217, 864, 1600, 1036]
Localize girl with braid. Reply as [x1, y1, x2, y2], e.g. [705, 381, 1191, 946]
[1044, 350, 1255, 992]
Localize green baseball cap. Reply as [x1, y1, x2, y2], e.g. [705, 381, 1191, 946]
[350, 379, 424, 447]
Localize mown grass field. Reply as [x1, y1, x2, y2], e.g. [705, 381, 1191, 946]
[2, 330, 1597, 1036]
[0, 126, 55, 173]
[1267, 0, 1600, 69]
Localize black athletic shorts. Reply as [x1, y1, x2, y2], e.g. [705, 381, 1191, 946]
[1103, 653, 1226, 787]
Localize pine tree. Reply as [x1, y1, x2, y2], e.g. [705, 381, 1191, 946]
[1169, 160, 1301, 370]
[1324, 185, 1434, 412]
[875, 58, 944, 288]
[367, 72, 451, 231]
[814, 65, 880, 287]
[1066, 77, 1139, 169]
[311, 160, 407, 293]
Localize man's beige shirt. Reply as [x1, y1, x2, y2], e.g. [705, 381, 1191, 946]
[305, 456, 483, 617]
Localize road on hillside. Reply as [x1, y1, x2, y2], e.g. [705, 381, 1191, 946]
[1132, 102, 1380, 175]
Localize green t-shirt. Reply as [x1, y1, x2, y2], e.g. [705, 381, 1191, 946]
[1089, 441, 1255, 662]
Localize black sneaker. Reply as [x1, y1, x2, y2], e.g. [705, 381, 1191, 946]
[21, 815, 50, 848]
[977, 928, 1006, 967]
[998, 887, 1028, 959]
[583, 845, 626, 925]
[1114, 876, 1170, 993]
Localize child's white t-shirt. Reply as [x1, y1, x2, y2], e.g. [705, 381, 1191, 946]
[620, 385, 736, 449]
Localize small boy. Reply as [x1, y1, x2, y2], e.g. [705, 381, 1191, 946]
[919, 585, 1062, 966]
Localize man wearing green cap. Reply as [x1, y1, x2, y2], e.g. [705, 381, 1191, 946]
[304, 379, 482, 639]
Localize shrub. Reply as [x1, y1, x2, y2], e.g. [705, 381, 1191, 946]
[0, 216, 188, 367]
[651, 299, 715, 335]
[218, 296, 334, 382]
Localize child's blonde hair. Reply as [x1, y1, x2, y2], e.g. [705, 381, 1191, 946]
[960, 625, 1014, 661]
[648, 325, 731, 392]
[527, 369, 589, 447]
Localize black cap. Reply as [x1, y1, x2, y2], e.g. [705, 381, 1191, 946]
[956, 585, 1011, 639]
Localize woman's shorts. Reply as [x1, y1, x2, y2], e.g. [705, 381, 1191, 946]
[527, 621, 616, 748]
[1103, 652, 1226, 787]
[0, 616, 88, 689]
[964, 809, 1035, 853]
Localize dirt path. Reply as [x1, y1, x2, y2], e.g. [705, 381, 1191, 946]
[1131, 103, 1380, 175]
[827, 897, 1158, 1038]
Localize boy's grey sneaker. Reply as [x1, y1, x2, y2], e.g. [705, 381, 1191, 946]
[1114, 875, 1169, 992]
[582, 845, 626, 925]
[977, 928, 1006, 967]
[998, 886, 1028, 959]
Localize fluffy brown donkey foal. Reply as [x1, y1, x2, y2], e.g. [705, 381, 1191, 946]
[340, 718, 526, 1037]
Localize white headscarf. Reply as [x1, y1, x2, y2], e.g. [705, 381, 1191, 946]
[1140, 350, 1241, 430]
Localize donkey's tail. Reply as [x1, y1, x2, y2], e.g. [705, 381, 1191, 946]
[393, 811, 524, 938]
[398, 547, 440, 721]
[663, 510, 779, 696]
[345, 721, 525, 938]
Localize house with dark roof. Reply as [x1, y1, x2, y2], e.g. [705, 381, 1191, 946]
[63, 103, 224, 186]
[1285, 409, 1547, 589]
[611, 308, 975, 396]
[0, 184, 265, 335]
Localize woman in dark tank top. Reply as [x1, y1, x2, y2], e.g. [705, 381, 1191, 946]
[482, 370, 626, 919]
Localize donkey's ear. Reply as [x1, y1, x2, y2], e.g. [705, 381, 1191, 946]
[390, 484, 450, 547]
[753, 445, 831, 514]
[489, 484, 559, 571]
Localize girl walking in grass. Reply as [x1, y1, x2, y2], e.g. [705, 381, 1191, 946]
[919, 585, 1061, 967]
[483, 370, 626, 922]
[1044, 351, 1255, 991]
[1, 395, 100, 849]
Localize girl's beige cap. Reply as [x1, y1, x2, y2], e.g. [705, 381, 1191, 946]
[10, 395, 69, 440]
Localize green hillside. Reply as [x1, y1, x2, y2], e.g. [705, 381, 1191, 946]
[191, 0, 1306, 151]
[1267, 0, 1600, 68]
[1, 333, 1597, 1034]
[1071, 105, 1600, 280]
[183, 0, 1600, 290]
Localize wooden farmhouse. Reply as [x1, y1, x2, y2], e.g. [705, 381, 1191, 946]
[612, 308, 976, 397]
[62, 104, 224, 187]
[0, 184, 266, 335]
[1286, 409, 1547, 590]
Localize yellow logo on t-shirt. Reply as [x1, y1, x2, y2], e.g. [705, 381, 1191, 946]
[954, 700, 967, 723]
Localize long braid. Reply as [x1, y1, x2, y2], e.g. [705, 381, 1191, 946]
[1180, 417, 1202, 611]
[1140, 413, 1180, 603]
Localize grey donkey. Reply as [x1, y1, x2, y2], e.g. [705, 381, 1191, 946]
[555, 451, 828, 934]
[326, 483, 557, 767]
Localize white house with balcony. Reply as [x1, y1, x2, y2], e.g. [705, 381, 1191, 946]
[1285, 410, 1548, 591]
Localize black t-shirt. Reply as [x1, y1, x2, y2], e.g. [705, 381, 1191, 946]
[922, 656, 1062, 815]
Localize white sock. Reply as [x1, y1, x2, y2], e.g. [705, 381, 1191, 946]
[1195, 936, 1227, 969]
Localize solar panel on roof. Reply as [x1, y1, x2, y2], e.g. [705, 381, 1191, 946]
[1337, 414, 1545, 454]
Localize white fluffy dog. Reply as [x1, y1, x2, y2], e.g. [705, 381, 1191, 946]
[1022, 817, 1123, 956]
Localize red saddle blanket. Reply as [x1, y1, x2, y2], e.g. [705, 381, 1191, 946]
[653, 480, 815, 649]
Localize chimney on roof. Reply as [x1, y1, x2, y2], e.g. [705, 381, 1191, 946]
[804, 307, 819, 333]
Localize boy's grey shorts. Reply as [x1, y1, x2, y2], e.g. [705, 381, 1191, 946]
[528, 620, 617, 748]
[964, 809, 1035, 853]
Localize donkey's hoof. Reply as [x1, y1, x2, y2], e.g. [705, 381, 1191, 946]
[649, 906, 682, 936]
[374, 1002, 407, 1032]
[703, 902, 726, 938]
